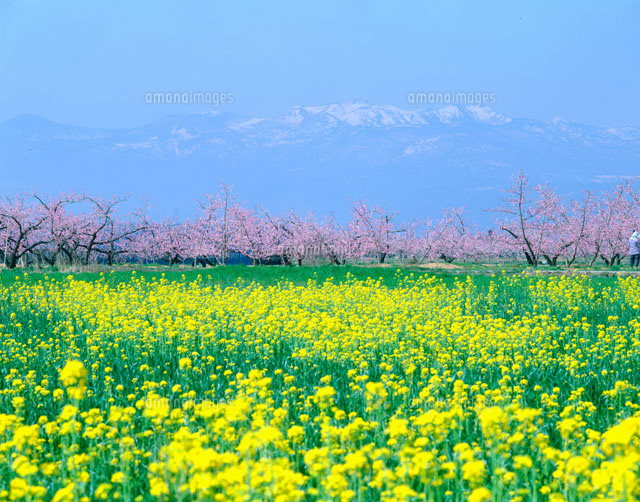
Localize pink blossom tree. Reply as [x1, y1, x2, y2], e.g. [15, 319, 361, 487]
[583, 180, 638, 266]
[0, 193, 51, 269]
[489, 171, 565, 266]
[197, 184, 243, 265]
[561, 191, 595, 267]
[73, 195, 146, 266]
[349, 200, 400, 264]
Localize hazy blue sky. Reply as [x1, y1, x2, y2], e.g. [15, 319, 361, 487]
[1, 1, 639, 128]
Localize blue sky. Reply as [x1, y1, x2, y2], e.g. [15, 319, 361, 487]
[1, 1, 639, 128]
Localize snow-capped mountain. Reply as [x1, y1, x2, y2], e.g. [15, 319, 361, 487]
[1, 102, 639, 221]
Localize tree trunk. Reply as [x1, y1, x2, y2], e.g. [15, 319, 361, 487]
[524, 251, 536, 267]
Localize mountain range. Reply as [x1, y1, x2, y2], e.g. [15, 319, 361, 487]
[1, 101, 639, 222]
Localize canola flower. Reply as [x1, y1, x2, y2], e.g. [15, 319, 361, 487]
[0, 271, 639, 501]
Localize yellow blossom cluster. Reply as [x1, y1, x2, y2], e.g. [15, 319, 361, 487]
[0, 271, 638, 501]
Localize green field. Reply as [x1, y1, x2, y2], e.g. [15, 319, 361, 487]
[0, 266, 639, 502]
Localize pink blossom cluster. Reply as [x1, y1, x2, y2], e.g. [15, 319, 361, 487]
[1, 174, 639, 269]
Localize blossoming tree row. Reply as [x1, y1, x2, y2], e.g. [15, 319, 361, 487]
[1, 173, 639, 269]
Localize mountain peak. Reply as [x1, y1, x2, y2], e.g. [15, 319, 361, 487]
[279, 102, 514, 128]
[282, 101, 425, 127]
[0, 114, 61, 131]
[464, 106, 512, 125]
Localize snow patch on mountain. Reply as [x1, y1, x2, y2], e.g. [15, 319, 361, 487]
[114, 137, 161, 150]
[171, 126, 198, 140]
[281, 101, 427, 127]
[465, 106, 512, 125]
[403, 137, 441, 156]
[229, 117, 270, 130]
[426, 106, 463, 124]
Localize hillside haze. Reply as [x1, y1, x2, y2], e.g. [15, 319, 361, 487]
[2, 102, 639, 222]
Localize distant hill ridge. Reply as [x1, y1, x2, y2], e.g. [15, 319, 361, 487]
[1, 102, 638, 221]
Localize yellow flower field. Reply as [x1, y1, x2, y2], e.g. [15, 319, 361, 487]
[1, 271, 640, 501]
